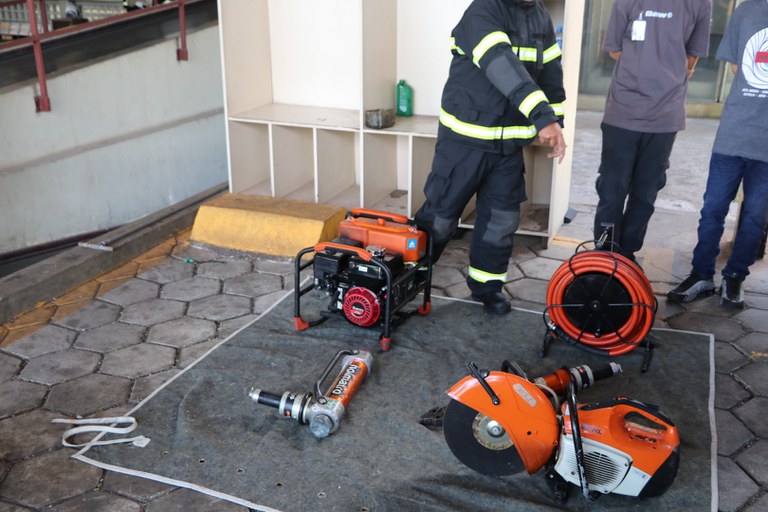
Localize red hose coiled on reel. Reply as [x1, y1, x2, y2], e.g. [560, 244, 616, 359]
[545, 249, 656, 356]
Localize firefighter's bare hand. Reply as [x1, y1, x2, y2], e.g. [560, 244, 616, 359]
[538, 122, 566, 164]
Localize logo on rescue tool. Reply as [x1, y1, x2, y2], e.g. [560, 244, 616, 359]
[407, 238, 418, 249]
[331, 364, 362, 396]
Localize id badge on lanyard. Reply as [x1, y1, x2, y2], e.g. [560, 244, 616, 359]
[632, 12, 646, 41]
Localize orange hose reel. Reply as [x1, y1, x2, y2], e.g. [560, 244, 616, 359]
[544, 247, 657, 366]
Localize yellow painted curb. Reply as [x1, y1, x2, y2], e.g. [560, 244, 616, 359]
[190, 194, 347, 258]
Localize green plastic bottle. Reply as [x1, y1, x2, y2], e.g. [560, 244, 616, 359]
[396, 79, 413, 117]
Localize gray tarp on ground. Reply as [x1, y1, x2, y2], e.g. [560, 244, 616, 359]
[73, 293, 715, 512]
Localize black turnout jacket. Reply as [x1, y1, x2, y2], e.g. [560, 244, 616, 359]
[438, 0, 566, 153]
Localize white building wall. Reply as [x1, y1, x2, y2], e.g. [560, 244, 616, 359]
[0, 25, 227, 253]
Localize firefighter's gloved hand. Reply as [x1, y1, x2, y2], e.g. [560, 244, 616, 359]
[538, 122, 566, 164]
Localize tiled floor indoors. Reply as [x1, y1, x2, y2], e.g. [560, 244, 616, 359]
[0, 111, 767, 511]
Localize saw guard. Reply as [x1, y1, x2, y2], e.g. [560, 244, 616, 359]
[446, 372, 560, 474]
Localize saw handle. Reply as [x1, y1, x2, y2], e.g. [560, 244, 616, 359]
[620, 408, 674, 444]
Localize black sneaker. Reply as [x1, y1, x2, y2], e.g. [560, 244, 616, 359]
[666, 272, 715, 303]
[471, 292, 512, 315]
[720, 273, 745, 309]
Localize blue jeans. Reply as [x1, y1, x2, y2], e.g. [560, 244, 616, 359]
[692, 153, 768, 280]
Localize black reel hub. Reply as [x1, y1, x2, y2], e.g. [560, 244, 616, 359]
[561, 272, 632, 337]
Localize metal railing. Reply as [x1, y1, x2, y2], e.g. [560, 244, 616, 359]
[0, 0, 194, 112]
[0, 0, 124, 37]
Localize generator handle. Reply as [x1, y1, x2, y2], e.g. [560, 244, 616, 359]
[348, 208, 411, 226]
[313, 242, 372, 262]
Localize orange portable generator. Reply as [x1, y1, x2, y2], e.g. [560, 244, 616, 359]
[293, 208, 432, 351]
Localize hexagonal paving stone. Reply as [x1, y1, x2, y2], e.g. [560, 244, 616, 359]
[534, 243, 574, 261]
[197, 259, 251, 280]
[74, 322, 145, 353]
[666, 312, 747, 342]
[444, 281, 472, 299]
[0, 380, 47, 418]
[0, 353, 21, 381]
[46, 373, 132, 416]
[433, 246, 469, 269]
[715, 373, 752, 410]
[54, 300, 121, 331]
[733, 397, 768, 438]
[161, 276, 221, 302]
[504, 278, 548, 304]
[100, 278, 160, 306]
[735, 308, 768, 333]
[219, 314, 259, 340]
[178, 339, 221, 369]
[145, 488, 248, 512]
[735, 439, 768, 486]
[130, 368, 182, 403]
[253, 290, 290, 316]
[716, 408, 754, 456]
[735, 332, 768, 363]
[102, 472, 174, 502]
[0, 409, 70, 460]
[138, 258, 195, 284]
[0, 499, 28, 511]
[745, 493, 768, 511]
[48, 491, 142, 512]
[518, 257, 563, 281]
[736, 363, 768, 397]
[0, 449, 102, 507]
[718, 456, 760, 512]
[2, 324, 75, 359]
[148, 317, 216, 348]
[653, 297, 684, 322]
[100, 343, 176, 378]
[187, 294, 252, 322]
[19, 349, 101, 386]
[252, 257, 293, 276]
[223, 273, 283, 298]
[503, 262, 524, 283]
[120, 298, 186, 327]
[428, 266, 465, 289]
[716, 341, 751, 374]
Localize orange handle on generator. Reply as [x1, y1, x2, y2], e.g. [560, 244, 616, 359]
[313, 242, 372, 261]
[349, 208, 410, 226]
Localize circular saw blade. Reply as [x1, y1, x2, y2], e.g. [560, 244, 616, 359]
[443, 398, 526, 476]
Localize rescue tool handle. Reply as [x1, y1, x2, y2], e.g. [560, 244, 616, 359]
[313, 242, 372, 262]
[348, 208, 411, 226]
[314, 349, 357, 403]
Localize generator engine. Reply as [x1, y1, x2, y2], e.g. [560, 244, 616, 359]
[294, 209, 433, 351]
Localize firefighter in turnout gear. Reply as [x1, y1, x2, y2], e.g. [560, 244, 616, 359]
[415, 0, 566, 314]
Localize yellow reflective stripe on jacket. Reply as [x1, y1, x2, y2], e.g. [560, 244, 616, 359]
[510, 46, 538, 62]
[472, 31, 512, 67]
[439, 109, 538, 140]
[468, 266, 507, 283]
[518, 90, 549, 118]
[542, 43, 562, 64]
[550, 102, 565, 117]
[450, 37, 466, 55]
